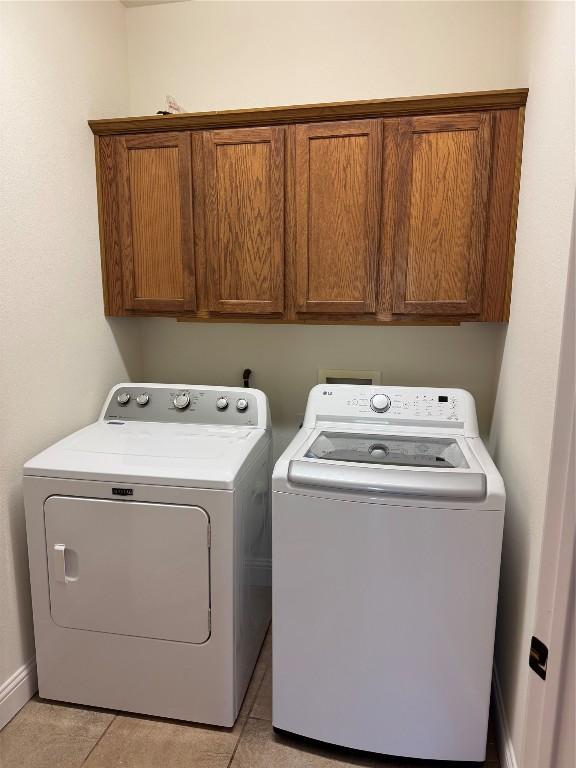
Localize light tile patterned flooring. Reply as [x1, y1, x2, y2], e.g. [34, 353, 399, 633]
[0, 632, 499, 768]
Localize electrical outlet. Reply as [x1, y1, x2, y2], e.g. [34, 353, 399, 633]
[318, 369, 381, 385]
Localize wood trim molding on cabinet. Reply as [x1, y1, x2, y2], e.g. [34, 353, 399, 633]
[94, 135, 123, 315]
[482, 107, 525, 320]
[89, 89, 528, 136]
[505, 106, 526, 318]
[176, 314, 462, 326]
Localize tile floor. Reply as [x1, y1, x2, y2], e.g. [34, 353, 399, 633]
[0, 632, 499, 768]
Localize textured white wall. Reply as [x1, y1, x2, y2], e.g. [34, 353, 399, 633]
[489, 1, 575, 760]
[141, 320, 506, 457]
[125, 0, 524, 454]
[0, 1, 138, 700]
[126, 0, 524, 114]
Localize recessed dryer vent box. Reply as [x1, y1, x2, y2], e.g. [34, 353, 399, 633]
[318, 369, 381, 386]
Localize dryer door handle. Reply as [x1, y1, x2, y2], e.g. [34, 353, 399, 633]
[53, 544, 78, 584]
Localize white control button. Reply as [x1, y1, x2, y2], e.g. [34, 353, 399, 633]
[216, 397, 229, 411]
[173, 392, 190, 410]
[136, 393, 149, 406]
[370, 393, 391, 413]
[117, 392, 130, 406]
[236, 398, 248, 412]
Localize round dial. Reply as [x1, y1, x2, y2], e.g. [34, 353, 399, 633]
[136, 393, 149, 406]
[173, 392, 190, 410]
[236, 398, 248, 412]
[117, 392, 130, 406]
[370, 393, 391, 413]
[216, 397, 229, 411]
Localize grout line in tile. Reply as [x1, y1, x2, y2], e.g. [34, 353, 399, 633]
[226, 659, 271, 768]
[226, 713, 254, 768]
[79, 712, 118, 767]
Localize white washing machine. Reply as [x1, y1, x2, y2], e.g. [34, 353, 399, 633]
[24, 383, 271, 726]
[272, 385, 505, 762]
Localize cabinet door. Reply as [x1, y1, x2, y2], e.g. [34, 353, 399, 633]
[393, 113, 492, 315]
[293, 120, 382, 314]
[117, 132, 195, 313]
[202, 127, 284, 314]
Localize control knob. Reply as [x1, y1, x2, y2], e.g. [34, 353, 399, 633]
[136, 393, 149, 406]
[370, 393, 391, 413]
[216, 397, 229, 411]
[173, 392, 190, 410]
[117, 392, 130, 406]
[236, 398, 248, 412]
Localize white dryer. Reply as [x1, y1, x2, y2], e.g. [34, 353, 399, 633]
[272, 385, 505, 762]
[24, 383, 271, 726]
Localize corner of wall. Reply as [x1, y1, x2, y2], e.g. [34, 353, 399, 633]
[493, 667, 520, 768]
[0, 0, 134, 729]
[488, 0, 575, 762]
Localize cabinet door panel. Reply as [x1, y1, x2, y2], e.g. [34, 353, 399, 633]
[203, 127, 284, 314]
[393, 114, 492, 315]
[117, 132, 195, 312]
[293, 120, 382, 314]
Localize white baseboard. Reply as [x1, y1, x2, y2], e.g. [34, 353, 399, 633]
[493, 666, 519, 768]
[0, 657, 37, 731]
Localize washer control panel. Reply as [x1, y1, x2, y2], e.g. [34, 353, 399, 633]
[366, 391, 461, 421]
[303, 385, 478, 435]
[105, 386, 259, 426]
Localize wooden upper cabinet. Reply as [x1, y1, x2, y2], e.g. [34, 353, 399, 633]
[91, 90, 527, 323]
[292, 120, 382, 314]
[393, 113, 493, 315]
[199, 127, 285, 314]
[116, 132, 195, 312]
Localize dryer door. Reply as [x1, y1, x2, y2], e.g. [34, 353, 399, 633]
[44, 496, 210, 643]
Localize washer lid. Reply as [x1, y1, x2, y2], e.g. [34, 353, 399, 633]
[288, 430, 486, 500]
[305, 432, 469, 468]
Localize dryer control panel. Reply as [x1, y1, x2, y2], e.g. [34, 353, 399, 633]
[101, 384, 268, 428]
[303, 385, 479, 436]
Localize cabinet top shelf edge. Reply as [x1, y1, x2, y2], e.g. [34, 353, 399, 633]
[89, 88, 528, 136]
